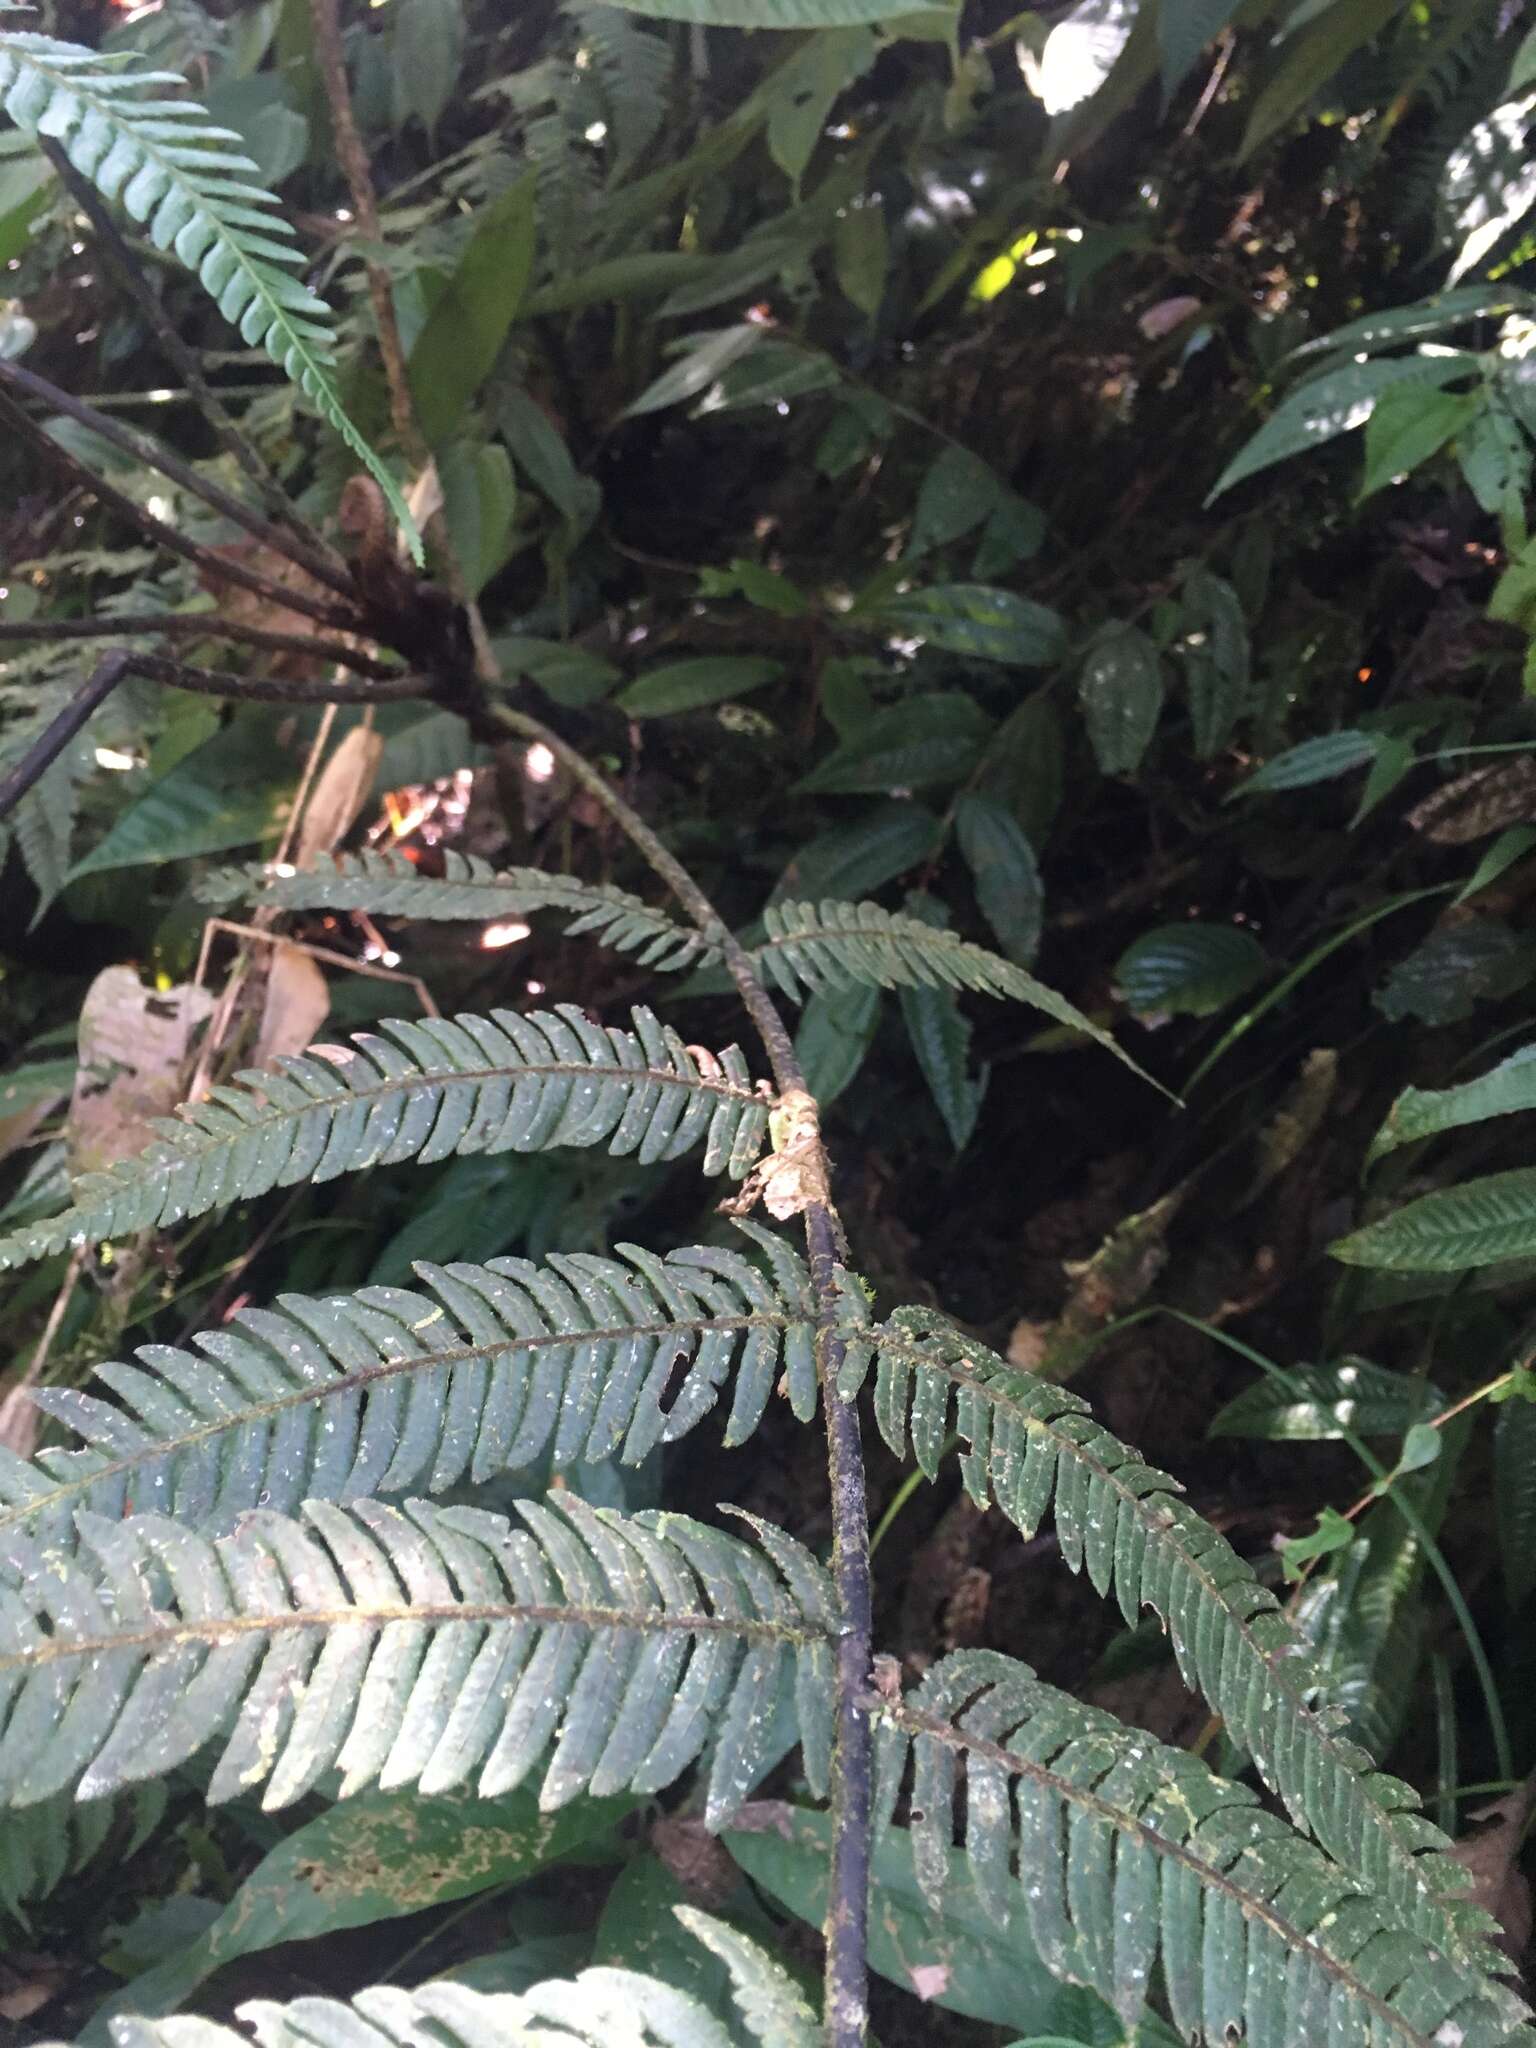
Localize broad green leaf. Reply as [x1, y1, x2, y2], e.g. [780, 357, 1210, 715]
[499, 388, 592, 529]
[727, 1807, 1123, 2037]
[1374, 919, 1534, 1028]
[391, 0, 464, 136]
[69, 717, 294, 880]
[0, 149, 50, 266]
[1456, 396, 1530, 515]
[1181, 567, 1249, 759]
[907, 445, 1006, 558]
[1456, 823, 1536, 904]
[1443, 93, 1536, 286]
[955, 791, 1043, 964]
[1287, 286, 1536, 365]
[1211, 1360, 1440, 1441]
[408, 178, 536, 449]
[1208, 355, 1475, 500]
[795, 979, 881, 1103]
[85, 1785, 636, 2034]
[1358, 383, 1476, 498]
[977, 696, 1063, 844]
[1332, 1166, 1536, 1271]
[1231, 730, 1378, 795]
[1368, 1044, 1536, 1163]
[617, 656, 783, 716]
[1078, 622, 1163, 775]
[764, 28, 877, 188]
[602, 0, 956, 21]
[594, 1859, 733, 2009]
[834, 194, 888, 315]
[624, 324, 766, 416]
[1496, 1391, 1536, 1608]
[437, 438, 517, 594]
[0, 1058, 75, 1114]
[1238, 0, 1411, 161]
[494, 635, 622, 708]
[707, 338, 842, 411]
[1159, 0, 1242, 101]
[777, 801, 943, 897]
[795, 692, 992, 793]
[873, 582, 1066, 666]
[1115, 922, 1268, 1016]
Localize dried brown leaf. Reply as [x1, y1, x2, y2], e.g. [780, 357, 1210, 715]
[69, 968, 215, 1176]
[1407, 758, 1536, 845]
[252, 943, 331, 1069]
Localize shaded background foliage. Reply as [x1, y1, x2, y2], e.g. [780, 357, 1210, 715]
[2, 0, 1536, 2036]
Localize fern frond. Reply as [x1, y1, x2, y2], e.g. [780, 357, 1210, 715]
[0, 25, 416, 550]
[201, 861, 1148, 1079]
[751, 901, 1151, 1079]
[0, 1224, 817, 1541]
[853, 1306, 1503, 1969]
[36, 1927, 812, 2048]
[0, 1781, 164, 1926]
[569, 2, 675, 177]
[875, 1651, 1530, 2048]
[199, 852, 709, 970]
[0, 1005, 768, 1272]
[0, 1493, 833, 1816]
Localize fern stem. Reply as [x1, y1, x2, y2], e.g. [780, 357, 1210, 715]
[0, 356, 360, 607]
[0, 611, 399, 680]
[0, 651, 132, 823]
[0, 389, 359, 631]
[38, 136, 331, 552]
[482, 696, 875, 2048]
[121, 650, 434, 705]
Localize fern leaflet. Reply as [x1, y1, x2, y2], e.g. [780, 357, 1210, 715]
[33, 1920, 815, 2048]
[199, 851, 709, 970]
[0, 1004, 768, 1271]
[0, 19, 417, 552]
[0, 1224, 817, 1541]
[875, 1651, 1530, 2048]
[0, 1782, 164, 1927]
[0, 1493, 833, 1817]
[852, 1305, 1505, 1970]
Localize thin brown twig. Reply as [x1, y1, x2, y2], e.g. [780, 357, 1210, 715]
[0, 611, 399, 679]
[0, 356, 360, 605]
[0, 390, 361, 631]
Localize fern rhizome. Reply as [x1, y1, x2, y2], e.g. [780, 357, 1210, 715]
[0, 14, 1531, 2048]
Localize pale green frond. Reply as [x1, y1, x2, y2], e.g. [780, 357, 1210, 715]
[43, 1965, 752, 2048]
[198, 852, 709, 971]
[853, 1306, 1503, 1969]
[875, 1650, 1531, 2048]
[0, 1781, 164, 1927]
[749, 901, 1154, 1082]
[0, 1224, 818, 1543]
[0, 28, 416, 550]
[673, 1909, 819, 2048]
[0, 1004, 769, 1273]
[0, 1494, 833, 1817]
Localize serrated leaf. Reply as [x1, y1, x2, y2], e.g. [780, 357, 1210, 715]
[1369, 1043, 1536, 1162]
[1078, 622, 1162, 775]
[1208, 355, 1475, 500]
[954, 791, 1042, 965]
[1333, 1166, 1536, 1271]
[617, 656, 782, 717]
[900, 978, 985, 1152]
[1115, 922, 1268, 1017]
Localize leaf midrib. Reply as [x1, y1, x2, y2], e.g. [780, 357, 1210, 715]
[2, 1596, 825, 1674]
